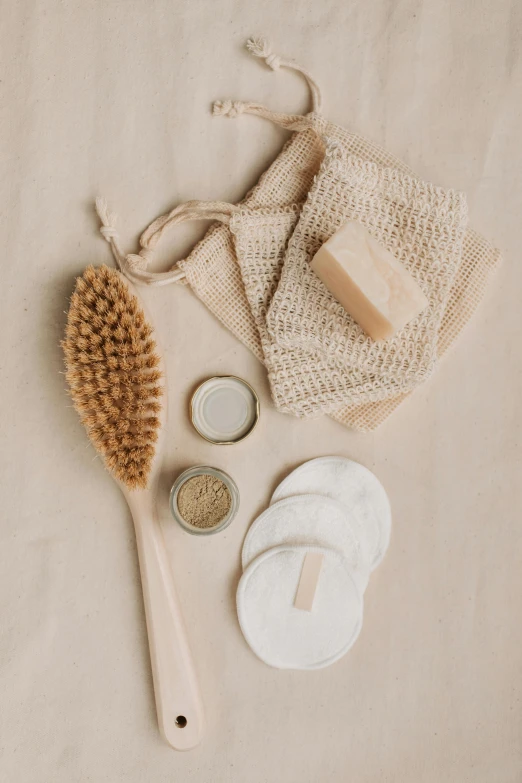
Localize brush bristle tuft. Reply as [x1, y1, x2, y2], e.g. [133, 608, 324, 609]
[62, 265, 162, 490]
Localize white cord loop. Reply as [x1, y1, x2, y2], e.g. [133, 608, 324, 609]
[95, 197, 236, 287]
[245, 36, 323, 113]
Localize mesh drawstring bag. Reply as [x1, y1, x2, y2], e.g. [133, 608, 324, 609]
[228, 203, 415, 413]
[265, 143, 469, 391]
[99, 198, 409, 417]
[95, 37, 501, 431]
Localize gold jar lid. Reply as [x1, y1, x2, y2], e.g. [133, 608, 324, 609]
[190, 376, 260, 445]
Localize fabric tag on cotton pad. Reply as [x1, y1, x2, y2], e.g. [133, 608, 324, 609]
[236, 545, 363, 670]
[241, 494, 371, 593]
[271, 457, 391, 570]
[294, 551, 324, 611]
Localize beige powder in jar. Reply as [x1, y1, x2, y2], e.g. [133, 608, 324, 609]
[177, 474, 232, 529]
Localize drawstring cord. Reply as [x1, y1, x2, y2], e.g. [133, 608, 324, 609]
[212, 100, 317, 132]
[96, 36, 323, 287]
[95, 198, 236, 287]
[95, 197, 187, 286]
[140, 201, 236, 250]
[245, 36, 322, 114]
[213, 36, 323, 130]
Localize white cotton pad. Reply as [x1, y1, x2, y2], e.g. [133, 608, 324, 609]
[237, 544, 363, 670]
[242, 494, 370, 593]
[271, 457, 391, 570]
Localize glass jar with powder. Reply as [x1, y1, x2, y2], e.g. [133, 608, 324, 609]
[169, 466, 239, 535]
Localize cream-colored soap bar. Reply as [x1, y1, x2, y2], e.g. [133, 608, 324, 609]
[310, 221, 429, 341]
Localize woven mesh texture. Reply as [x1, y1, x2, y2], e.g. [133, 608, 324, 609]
[266, 143, 469, 389]
[179, 120, 500, 431]
[229, 206, 421, 416]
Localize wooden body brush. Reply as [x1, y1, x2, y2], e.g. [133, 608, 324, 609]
[63, 263, 204, 750]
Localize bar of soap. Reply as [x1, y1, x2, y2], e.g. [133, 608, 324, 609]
[310, 221, 429, 341]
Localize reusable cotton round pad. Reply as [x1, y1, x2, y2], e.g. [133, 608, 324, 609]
[237, 545, 363, 670]
[242, 494, 371, 593]
[190, 376, 259, 444]
[271, 457, 391, 570]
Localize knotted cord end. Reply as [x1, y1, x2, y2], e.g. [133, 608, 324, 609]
[245, 35, 322, 114]
[94, 196, 187, 287]
[126, 253, 149, 273]
[94, 196, 128, 273]
[246, 36, 281, 70]
[95, 197, 118, 237]
[212, 99, 247, 118]
[99, 224, 118, 242]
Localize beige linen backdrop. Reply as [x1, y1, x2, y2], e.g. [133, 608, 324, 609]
[1, 2, 521, 781]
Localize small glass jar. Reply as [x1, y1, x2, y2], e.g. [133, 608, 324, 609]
[169, 466, 240, 536]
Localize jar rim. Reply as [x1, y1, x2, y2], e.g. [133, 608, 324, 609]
[169, 465, 240, 535]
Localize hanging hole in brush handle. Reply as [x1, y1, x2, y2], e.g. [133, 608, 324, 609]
[128, 490, 205, 750]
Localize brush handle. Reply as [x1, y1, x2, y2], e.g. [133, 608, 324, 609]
[127, 491, 204, 750]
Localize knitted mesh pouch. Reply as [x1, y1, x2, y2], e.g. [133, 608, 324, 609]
[113, 199, 408, 417]
[266, 143, 469, 390]
[228, 205, 414, 415]
[95, 37, 501, 431]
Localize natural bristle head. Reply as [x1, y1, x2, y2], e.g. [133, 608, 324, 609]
[62, 265, 162, 490]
